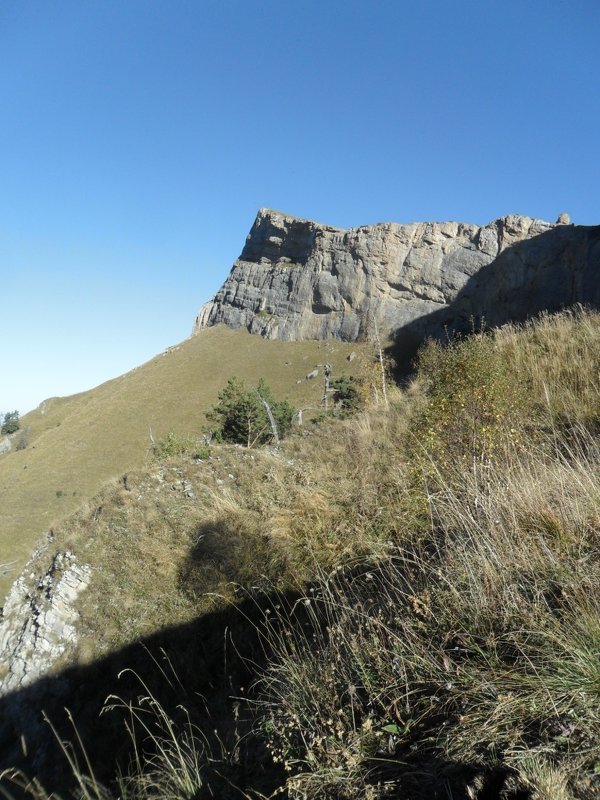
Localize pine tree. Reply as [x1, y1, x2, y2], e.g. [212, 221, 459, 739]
[1, 410, 20, 435]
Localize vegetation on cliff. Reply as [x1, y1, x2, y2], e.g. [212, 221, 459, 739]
[2, 309, 599, 799]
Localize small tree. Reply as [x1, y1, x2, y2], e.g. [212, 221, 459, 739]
[330, 375, 362, 416]
[207, 378, 294, 447]
[1, 411, 20, 435]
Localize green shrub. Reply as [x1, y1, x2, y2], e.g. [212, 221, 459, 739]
[153, 431, 198, 459]
[413, 333, 528, 473]
[206, 377, 295, 447]
[1, 410, 20, 435]
[330, 375, 362, 416]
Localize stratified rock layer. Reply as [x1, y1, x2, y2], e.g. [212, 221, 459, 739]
[195, 209, 600, 352]
[0, 549, 91, 695]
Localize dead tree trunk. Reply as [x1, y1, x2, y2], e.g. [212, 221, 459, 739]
[257, 392, 279, 444]
[373, 321, 389, 409]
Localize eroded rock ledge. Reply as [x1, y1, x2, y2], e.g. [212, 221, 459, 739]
[195, 209, 599, 350]
[0, 550, 91, 695]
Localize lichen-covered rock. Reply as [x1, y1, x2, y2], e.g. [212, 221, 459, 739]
[195, 209, 599, 351]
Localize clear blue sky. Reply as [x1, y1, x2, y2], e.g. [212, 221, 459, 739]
[1, 0, 598, 414]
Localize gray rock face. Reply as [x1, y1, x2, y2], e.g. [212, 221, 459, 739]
[195, 209, 600, 355]
[0, 550, 91, 695]
[0, 548, 90, 782]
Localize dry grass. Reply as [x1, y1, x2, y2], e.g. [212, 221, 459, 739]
[63, 389, 412, 656]
[250, 311, 600, 799]
[258, 437, 600, 798]
[1, 675, 212, 800]
[494, 306, 600, 429]
[0, 326, 366, 601]
[3, 309, 600, 799]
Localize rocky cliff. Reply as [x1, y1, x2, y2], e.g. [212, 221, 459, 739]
[195, 209, 600, 356]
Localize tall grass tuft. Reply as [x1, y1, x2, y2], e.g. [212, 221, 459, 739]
[4, 309, 600, 799]
[258, 433, 600, 797]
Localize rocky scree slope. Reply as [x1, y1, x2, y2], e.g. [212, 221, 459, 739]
[195, 209, 600, 352]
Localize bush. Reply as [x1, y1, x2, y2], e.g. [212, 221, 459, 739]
[153, 432, 201, 459]
[330, 375, 362, 416]
[413, 334, 527, 473]
[1, 410, 20, 435]
[206, 377, 295, 447]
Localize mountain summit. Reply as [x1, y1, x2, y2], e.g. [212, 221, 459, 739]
[195, 208, 599, 353]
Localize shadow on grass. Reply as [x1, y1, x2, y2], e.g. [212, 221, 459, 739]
[0, 558, 534, 800]
[0, 587, 296, 798]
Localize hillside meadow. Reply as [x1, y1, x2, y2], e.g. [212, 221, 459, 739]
[0, 327, 365, 602]
[1, 308, 599, 799]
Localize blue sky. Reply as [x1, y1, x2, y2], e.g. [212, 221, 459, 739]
[1, 0, 599, 414]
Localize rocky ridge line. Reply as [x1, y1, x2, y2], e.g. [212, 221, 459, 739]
[195, 209, 599, 350]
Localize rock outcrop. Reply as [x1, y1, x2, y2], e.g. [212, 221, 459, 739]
[0, 549, 91, 695]
[195, 209, 600, 356]
[0, 547, 91, 783]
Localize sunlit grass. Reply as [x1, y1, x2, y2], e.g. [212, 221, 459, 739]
[3, 309, 600, 798]
[0, 326, 365, 601]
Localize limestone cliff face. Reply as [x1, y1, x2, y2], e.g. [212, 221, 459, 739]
[194, 209, 600, 350]
[0, 548, 91, 696]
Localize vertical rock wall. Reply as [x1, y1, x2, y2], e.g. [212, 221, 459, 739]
[195, 209, 600, 349]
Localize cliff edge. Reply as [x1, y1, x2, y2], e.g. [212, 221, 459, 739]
[195, 208, 600, 350]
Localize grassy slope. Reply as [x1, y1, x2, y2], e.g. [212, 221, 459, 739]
[1, 309, 599, 799]
[0, 326, 365, 601]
